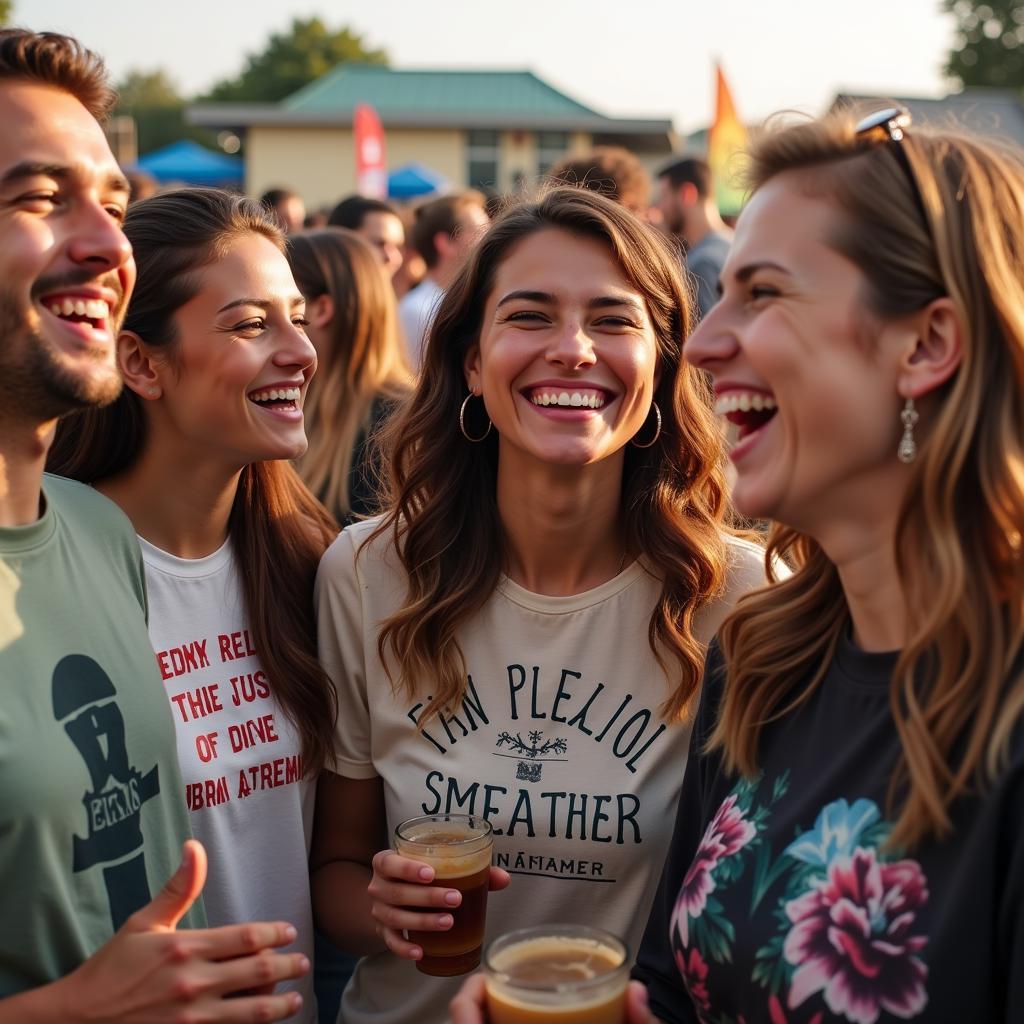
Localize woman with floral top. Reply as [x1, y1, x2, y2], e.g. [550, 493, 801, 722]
[623, 110, 1024, 1023]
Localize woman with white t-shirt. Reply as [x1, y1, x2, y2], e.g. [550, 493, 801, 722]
[311, 187, 774, 1024]
[49, 188, 338, 1024]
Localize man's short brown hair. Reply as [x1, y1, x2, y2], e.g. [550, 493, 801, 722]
[410, 190, 487, 268]
[0, 29, 115, 121]
[657, 157, 713, 200]
[549, 146, 651, 213]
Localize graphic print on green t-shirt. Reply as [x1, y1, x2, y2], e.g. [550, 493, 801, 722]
[53, 653, 161, 929]
[0, 476, 203, 997]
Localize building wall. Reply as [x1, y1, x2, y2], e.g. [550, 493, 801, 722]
[246, 127, 355, 207]
[498, 130, 536, 191]
[247, 126, 466, 206]
[247, 125, 598, 205]
[568, 131, 592, 155]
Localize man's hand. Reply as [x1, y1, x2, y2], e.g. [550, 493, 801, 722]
[3, 840, 309, 1023]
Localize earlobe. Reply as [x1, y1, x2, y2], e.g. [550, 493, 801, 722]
[898, 297, 963, 399]
[118, 331, 162, 400]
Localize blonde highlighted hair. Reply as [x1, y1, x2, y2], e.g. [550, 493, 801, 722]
[369, 186, 737, 727]
[713, 111, 1024, 848]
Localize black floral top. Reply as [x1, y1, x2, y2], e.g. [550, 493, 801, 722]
[633, 636, 1024, 1023]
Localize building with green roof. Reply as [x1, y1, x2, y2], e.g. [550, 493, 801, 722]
[188, 65, 676, 206]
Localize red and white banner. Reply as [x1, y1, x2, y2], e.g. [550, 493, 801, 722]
[354, 103, 387, 198]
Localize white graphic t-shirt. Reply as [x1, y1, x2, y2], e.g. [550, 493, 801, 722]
[315, 518, 767, 1024]
[140, 536, 316, 1024]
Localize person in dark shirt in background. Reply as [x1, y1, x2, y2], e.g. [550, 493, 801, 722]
[656, 157, 732, 319]
[632, 108, 1024, 1023]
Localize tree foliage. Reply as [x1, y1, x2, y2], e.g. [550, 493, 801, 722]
[0, 1, 11, 26]
[114, 70, 214, 156]
[117, 69, 184, 109]
[203, 17, 387, 103]
[945, 0, 1024, 87]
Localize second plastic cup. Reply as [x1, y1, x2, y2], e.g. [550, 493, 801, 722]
[484, 925, 629, 1024]
[394, 813, 494, 976]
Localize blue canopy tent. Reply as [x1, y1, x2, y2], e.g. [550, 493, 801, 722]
[387, 161, 447, 200]
[134, 140, 244, 188]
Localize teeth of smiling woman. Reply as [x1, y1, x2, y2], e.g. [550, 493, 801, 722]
[530, 391, 605, 409]
[250, 387, 301, 402]
[714, 393, 777, 415]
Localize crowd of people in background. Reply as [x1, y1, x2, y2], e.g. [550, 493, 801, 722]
[4, 24, 1024, 1024]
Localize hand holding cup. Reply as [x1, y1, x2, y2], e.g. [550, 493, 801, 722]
[367, 814, 510, 975]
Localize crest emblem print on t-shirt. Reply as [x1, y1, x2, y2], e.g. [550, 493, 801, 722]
[494, 729, 568, 783]
[52, 653, 160, 928]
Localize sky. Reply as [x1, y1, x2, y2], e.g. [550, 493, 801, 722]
[16, 0, 957, 132]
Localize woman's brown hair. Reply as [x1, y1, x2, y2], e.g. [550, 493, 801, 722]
[286, 228, 411, 521]
[370, 185, 736, 726]
[48, 188, 338, 775]
[713, 111, 1024, 848]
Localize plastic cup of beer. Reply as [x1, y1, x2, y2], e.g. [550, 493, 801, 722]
[483, 925, 629, 1024]
[394, 813, 494, 976]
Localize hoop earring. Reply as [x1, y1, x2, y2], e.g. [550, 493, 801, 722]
[630, 402, 662, 449]
[897, 397, 918, 463]
[459, 393, 492, 443]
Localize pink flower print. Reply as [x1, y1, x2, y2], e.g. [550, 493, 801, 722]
[674, 946, 712, 1017]
[671, 793, 757, 944]
[784, 847, 929, 1024]
[767, 994, 823, 1024]
[708, 792, 758, 859]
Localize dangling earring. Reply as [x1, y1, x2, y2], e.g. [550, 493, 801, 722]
[630, 402, 662, 449]
[459, 392, 492, 443]
[897, 397, 918, 463]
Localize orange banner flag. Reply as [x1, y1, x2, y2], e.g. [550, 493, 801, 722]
[707, 64, 749, 216]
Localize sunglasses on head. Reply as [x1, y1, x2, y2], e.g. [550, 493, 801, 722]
[854, 106, 929, 224]
[855, 107, 912, 143]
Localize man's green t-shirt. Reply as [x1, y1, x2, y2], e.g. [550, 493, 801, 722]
[0, 474, 204, 995]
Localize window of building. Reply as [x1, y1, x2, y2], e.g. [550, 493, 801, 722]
[536, 131, 572, 176]
[466, 130, 500, 190]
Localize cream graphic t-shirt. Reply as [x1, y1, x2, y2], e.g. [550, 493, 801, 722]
[316, 518, 768, 1024]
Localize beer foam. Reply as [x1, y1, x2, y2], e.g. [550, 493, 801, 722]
[491, 936, 624, 982]
[398, 824, 492, 877]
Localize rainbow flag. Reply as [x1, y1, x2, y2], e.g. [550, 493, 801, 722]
[707, 64, 749, 217]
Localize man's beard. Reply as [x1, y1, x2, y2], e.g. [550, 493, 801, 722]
[0, 287, 124, 422]
[665, 204, 685, 241]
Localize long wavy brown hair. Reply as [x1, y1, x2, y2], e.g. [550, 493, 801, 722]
[286, 228, 411, 521]
[369, 186, 735, 726]
[47, 188, 338, 775]
[713, 112, 1024, 848]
